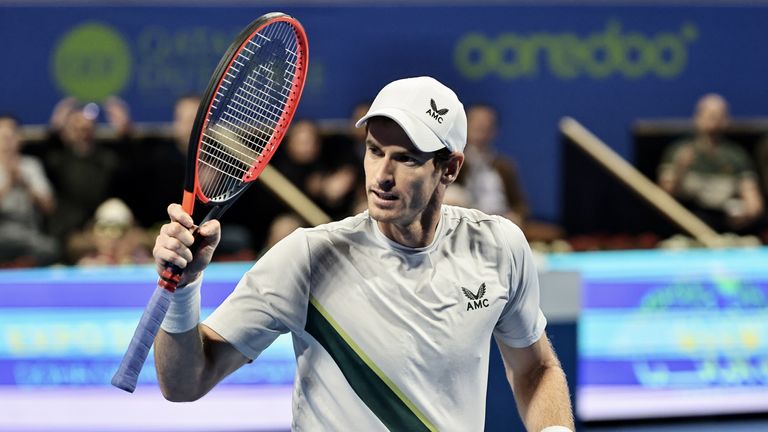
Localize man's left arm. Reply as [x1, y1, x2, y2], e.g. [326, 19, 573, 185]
[496, 333, 574, 432]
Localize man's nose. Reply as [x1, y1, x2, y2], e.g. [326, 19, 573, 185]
[375, 159, 395, 190]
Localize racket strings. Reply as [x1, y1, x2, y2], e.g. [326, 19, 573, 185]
[199, 21, 300, 202]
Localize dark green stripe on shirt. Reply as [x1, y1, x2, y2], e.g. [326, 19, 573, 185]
[305, 296, 436, 432]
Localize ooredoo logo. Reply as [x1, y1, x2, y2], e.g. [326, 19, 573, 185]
[454, 20, 698, 80]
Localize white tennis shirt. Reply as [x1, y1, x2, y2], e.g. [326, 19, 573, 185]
[204, 205, 546, 431]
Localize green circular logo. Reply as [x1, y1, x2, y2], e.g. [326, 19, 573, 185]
[52, 22, 131, 101]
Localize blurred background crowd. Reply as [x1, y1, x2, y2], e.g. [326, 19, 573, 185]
[2, 2, 768, 270]
[1, 90, 767, 268]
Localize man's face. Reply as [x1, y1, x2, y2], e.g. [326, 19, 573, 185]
[466, 106, 497, 150]
[61, 111, 95, 147]
[286, 120, 320, 164]
[694, 95, 729, 136]
[363, 117, 444, 226]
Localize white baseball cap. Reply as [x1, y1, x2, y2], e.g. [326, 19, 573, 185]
[355, 76, 467, 153]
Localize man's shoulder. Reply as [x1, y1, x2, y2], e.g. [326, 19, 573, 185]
[442, 205, 507, 226]
[442, 205, 524, 240]
[302, 212, 370, 238]
[442, 206, 530, 266]
[717, 139, 752, 158]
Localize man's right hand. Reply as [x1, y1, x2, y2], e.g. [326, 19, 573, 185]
[153, 204, 221, 287]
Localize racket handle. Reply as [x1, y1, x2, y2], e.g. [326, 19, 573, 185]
[158, 263, 184, 291]
[158, 212, 215, 292]
[113, 207, 219, 391]
[111, 285, 173, 393]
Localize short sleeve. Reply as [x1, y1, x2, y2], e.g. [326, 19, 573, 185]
[492, 219, 546, 348]
[203, 228, 311, 359]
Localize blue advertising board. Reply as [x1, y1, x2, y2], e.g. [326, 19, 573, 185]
[0, 263, 296, 431]
[548, 247, 768, 421]
[0, 263, 295, 388]
[2, 4, 768, 221]
[1, 247, 767, 428]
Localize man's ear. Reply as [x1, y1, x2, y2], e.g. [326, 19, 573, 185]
[441, 152, 464, 185]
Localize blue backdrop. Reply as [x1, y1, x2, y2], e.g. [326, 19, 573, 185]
[2, 4, 768, 221]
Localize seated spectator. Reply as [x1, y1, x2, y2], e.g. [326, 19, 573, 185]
[458, 104, 528, 224]
[275, 119, 358, 219]
[757, 135, 768, 200]
[322, 102, 371, 216]
[67, 198, 152, 266]
[0, 115, 58, 266]
[657, 93, 765, 233]
[260, 212, 304, 255]
[323, 101, 371, 164]
[42, 98, 123, 248]
[757, 139, 768, 242]
[276, 119, 325, 195]
[458, 104, 563, 241]
[443, 183, 471, 208]
[112, 94, 198, 229]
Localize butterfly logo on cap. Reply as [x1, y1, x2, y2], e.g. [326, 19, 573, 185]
[426, 98, 449, 124]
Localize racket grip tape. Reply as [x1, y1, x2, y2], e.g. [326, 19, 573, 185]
[111, 286, 173, 393]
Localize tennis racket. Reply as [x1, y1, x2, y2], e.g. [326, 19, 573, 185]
[111, 11, 309, 393]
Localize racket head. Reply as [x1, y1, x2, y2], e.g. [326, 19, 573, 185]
[182, 12, 309, 214]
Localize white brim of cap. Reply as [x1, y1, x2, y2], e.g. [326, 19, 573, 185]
[355, 107, 446, 153]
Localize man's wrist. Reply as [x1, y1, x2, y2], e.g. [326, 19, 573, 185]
[179, 271, 202, 289]
[160, 276, 202, 333]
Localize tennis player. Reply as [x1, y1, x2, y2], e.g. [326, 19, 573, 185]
[153, 76, 574, 431]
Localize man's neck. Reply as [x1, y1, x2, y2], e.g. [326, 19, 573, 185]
[377, 205, 442, 249]
[695, 133, 719, 151]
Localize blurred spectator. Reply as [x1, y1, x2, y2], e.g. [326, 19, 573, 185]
[323, 102, 371, 216]
[103, 96, 133, 138]
[323, 102, 371, 163]
[260, 212, 304, 255]
[0, 115, 58, 266]
[458, 104, 528, 224]
[275, 119, 358, 219]
[657, 94, 765, 233]
[319, 161, 358, 219]
[276, 119, 325, 196]
[346, 102, 373, 162]
[68, 198, 152, 265]
[757, 136, 768, 200]
[112, 94, 198, 229]
[444, 183, 471, 208]
[213, 224, 258, 262]
[42, 98, 123, 245]
[457, 104, 564, 241]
